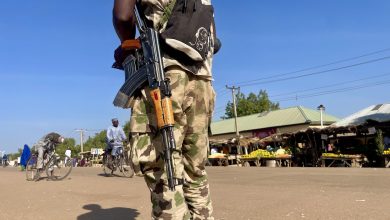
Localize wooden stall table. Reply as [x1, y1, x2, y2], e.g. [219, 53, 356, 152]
[260, 155, 292, 167]
[275, 155, 292, 167]
[383, 154, 390, 168]
[321, 153, 365, 168]
[240, 156, 261, 167]
[208, 153, 229, 166]
[227, 154, 240, 166]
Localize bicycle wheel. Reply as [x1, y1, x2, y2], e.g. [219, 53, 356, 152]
[119, 153, 134, 178]
[46, 155, 72, 181]
[102, 154, 111, 176]
[26, 155, 38, 181]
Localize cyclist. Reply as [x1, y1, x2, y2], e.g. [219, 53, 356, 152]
[32, 132, 65, 180]
[106, 118, 127, 170]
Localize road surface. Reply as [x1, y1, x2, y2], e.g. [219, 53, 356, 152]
[1, 166, 389, 220]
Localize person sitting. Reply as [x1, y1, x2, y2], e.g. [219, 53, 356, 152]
[32, 132, 64, 180]
[106, 118, 127, 170]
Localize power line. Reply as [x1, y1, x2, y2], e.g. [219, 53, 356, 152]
[215, 89, 230, 97]
[269, 72, 390, 98]
[238, 55, 390, 87]
[233, 47, 390, 86]
[214, 77, 390, 114]
[275, 79, 390, 102]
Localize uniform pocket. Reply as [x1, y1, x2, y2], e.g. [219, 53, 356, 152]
[130, 133, 157, 176]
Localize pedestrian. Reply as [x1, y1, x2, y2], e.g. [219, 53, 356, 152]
[2, 153, 8, 167]
[20, 144, 31, 170]
[65, 147, 72, 165]
[112, 0, 218, 219]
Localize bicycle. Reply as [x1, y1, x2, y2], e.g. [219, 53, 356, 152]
[102, 146, 133, 178]
[25, 150, 72, 181]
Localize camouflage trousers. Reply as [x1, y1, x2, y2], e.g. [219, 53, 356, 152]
[129, 66, 215, 220]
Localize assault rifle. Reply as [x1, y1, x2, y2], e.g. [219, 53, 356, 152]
[113, 4, 181, 191]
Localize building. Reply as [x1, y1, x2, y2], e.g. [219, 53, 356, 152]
[210, 106, 339, 142]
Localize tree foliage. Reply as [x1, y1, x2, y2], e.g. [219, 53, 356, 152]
[56, 138, 79, 157]
[83, 130, 108, 152]
[223, 90, 280, 119]
[8, 148, 23, 161]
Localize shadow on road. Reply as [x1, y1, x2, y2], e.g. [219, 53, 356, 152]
[77, 204, 139, 220]
[96, 173, 132, 178]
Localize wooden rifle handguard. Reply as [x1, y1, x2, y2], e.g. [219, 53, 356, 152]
[121, 39, 141, 50]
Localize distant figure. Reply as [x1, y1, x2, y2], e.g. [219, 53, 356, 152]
[72, 158, 78, 167]
[65, 148, 72, 164]
[327, 143, 334, 152]
[20, 144, 31, 169]
[2, 154, 8, 167]
[79, 158, 86, 167]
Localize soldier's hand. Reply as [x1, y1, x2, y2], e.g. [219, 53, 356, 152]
[112, 45, 130, 70]
[214, 38, 222, 54]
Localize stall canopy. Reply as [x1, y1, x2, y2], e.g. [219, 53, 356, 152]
[331, 104, 390, 127]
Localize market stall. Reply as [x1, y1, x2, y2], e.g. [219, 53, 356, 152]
[384, 150, 390, 168]
[208, 153, 229, 166]
[239, 149, 292, 167]
[321, 153, 366, 168]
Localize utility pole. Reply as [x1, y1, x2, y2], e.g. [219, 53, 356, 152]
[226, 85, 241, 155]
[317, 104, 326, 152]
[75, 129, 86, 158]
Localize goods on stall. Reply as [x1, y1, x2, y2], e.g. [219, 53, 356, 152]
[322, 153, 361, 158]
[383, 150, 390, 155]
[241, 149, 276, 159]
[275, 148, 286, 155]
[208, 153, 226, 159]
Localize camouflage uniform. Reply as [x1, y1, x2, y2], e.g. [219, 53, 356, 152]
[129, 0, 216, 219]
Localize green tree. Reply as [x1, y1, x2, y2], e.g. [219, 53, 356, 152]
[375, 129, 384, 155]
[223, 90, 279, 119]
[8, 148, 23, 161]
[83, 130, 108, 152]
[56, 138, 79, 157]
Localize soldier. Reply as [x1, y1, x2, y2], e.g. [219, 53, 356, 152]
[113, 0, 218, 219]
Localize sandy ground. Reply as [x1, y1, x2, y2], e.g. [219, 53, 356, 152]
[1, 166, 390, 220]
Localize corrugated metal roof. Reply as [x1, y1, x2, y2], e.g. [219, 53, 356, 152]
[332, 103, 390, 127]
[210, 106, 340, 135]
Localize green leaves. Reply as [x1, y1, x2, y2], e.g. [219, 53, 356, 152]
[56, 138, 78, 157]
[223, 90, 279, 119]
[82, 130, 108, 152]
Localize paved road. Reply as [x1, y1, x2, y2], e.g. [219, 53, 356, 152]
[1, 166, 390, 220]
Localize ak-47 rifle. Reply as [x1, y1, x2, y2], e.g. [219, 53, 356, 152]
[113, 4, 181, 191]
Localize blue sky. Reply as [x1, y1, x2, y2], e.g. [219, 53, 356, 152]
[1, 1, 390, 153]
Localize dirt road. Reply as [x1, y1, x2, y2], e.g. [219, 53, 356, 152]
[1, 167, 390, 220]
